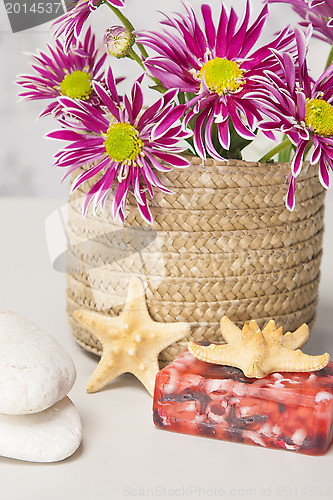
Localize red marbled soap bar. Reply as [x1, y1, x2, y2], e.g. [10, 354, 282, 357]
[153, 349, 333, 455]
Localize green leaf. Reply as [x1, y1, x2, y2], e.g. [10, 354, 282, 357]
[278, 134, 294, 162]
[149, 84, 166, 93]
[228, 119, 254, 156]
[179, 97, 256, 160]
[177, 92, 186, 105]
[209, 118, 254, 159]
[278, 145, 293, 162]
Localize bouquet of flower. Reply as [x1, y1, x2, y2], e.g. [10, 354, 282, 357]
[17, 0, 333, 222]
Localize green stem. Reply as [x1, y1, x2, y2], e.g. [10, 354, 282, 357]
[137, 44, 149, 60]
[325, 44, 333, 69]
[127, 49, 145, 70]
[259, 137, 291, 162]
[104, 1, 135, 30]
[127, 50, 164, 91]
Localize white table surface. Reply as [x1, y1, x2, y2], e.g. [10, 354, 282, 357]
[0, 196, 333, 500]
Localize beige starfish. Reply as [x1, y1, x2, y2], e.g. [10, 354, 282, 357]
[74, 278, 190, 396]
[188, 316, 330, 378]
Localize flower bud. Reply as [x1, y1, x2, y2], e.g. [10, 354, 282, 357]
[104, 26, 135, 58]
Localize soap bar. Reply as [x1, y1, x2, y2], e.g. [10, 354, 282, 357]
[153, 349, 333, 455]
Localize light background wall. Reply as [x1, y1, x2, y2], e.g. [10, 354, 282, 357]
[0, 0, 332, 199]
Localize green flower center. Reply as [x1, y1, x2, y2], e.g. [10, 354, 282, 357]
[305, 98, 333, 137]
[104, 122, 144, 162]
[200, 58, 244, 95]
[60, 70, 92, 100]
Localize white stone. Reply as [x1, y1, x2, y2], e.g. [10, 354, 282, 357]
[0, 311, 76, 414]
[0, 397, 82, 462]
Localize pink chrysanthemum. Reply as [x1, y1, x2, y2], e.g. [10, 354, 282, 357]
[256, 30, 333, 210]
[52, 0, 125, 53]
[48, 68, 191, 223]
[268, 0, 333, 43]
[17, 28, 107, 119]
[137, 1, 296, 160]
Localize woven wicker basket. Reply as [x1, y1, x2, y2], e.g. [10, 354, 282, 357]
[66, 156, 325, 364]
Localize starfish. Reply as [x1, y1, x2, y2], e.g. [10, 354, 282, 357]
[188, 316, 330, 378]
[74, 278, 190, 396]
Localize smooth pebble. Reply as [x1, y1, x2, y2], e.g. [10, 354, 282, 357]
[0, 397, 82, 462]
[0, 311, 76, 414]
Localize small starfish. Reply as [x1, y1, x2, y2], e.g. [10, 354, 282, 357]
[74, 278, 190, 396]
[188, 316, 330, 378]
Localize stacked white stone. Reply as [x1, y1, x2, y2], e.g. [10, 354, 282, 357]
[0, 311, 82, 462]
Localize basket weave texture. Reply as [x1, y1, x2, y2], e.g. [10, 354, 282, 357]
[66, 156, 325, 364]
